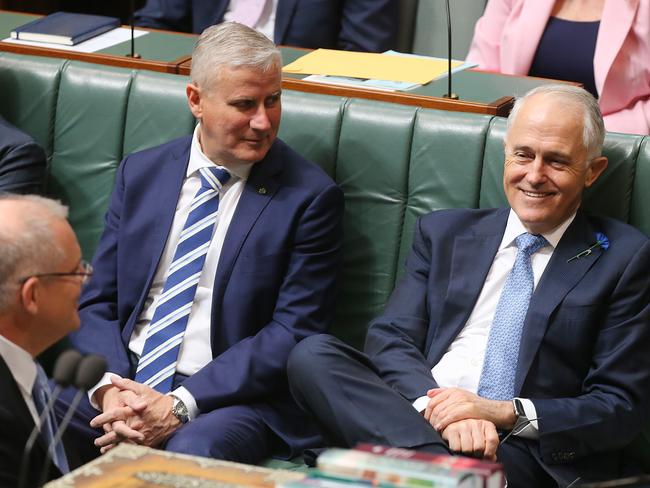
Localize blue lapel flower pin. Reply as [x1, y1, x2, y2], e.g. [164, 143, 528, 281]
[567, 232, 610, 262]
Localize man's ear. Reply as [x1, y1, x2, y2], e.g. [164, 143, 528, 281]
[585, 156, 608, 188]
[19, 277, 39, 315]
[186, 83, 202, 119]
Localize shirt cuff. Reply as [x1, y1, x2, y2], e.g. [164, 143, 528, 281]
[87, 372, 122, 410]
[171, 385, 199, 421]
[412, 395, 429, 413]
[513, 397, 539, 439]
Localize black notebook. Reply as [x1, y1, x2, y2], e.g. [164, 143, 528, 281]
[10, 12, 120, 46]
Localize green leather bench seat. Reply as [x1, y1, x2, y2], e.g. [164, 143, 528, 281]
[1, 52, 649, 469]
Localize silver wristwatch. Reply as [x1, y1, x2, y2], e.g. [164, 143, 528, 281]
[170, 394, 189, 424]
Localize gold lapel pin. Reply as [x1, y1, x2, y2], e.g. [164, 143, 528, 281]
[258, 187, 267, 195]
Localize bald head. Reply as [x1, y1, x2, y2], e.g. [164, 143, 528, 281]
[506, 84, 606, 161]
[0, 195, 70, 313]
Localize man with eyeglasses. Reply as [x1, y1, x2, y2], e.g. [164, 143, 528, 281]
[0, 194, 90, 487]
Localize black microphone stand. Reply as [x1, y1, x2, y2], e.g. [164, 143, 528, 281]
[442, 0, 459, 100]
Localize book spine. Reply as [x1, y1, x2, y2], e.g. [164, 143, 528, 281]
[317, 449, 473, 487]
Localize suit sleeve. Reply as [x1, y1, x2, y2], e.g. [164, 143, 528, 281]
[182, 183, 344, 411]
[338, 0, 398, 52]
[533, 240, 650, 462]
[134, 0, 192, 32]
[0, 140, 45, 195]
[364, 217, 439, 402]
[70, 158, 132, 377]
[602, 96, 650, 135]
[466, 0, 515, 70]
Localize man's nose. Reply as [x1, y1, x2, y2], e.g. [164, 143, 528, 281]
[250, 105, 271, 131]
[526, 158, 547, 185]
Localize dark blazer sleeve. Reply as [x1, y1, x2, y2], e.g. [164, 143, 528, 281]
[364, 216, 439, 402]
[338, 0, 398, 52]
[0, 120, 46, 195]
[533, 238, 650, 463]
[71, 157, 134, 377]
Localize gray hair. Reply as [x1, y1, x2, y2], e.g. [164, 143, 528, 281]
[506, 84, 606, 160]
[0, 195, 69, 312]
[190, 22, 282, 91]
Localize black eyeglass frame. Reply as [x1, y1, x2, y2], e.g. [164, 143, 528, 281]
[18, 260, 93, 285]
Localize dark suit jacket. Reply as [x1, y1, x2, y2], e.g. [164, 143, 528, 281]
[0, 116, 46, 195]
[364, 207, 650, 481]
[134, 0, 398, 52]
[70, 135, 343, 456]
[0, 356, 60, 488]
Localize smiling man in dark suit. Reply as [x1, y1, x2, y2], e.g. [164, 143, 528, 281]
[134, 0, 397, 52]
[288, 84, 650, 487]
[59, 21, 343, 465]
[0, 195, 88, 487]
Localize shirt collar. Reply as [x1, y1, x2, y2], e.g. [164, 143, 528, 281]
[500, 209, 576, 251]
[0, 334, 37, 396]
[188, 124, 252, 182]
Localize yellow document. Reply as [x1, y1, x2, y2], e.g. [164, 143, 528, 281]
[283, 49, 463, 85]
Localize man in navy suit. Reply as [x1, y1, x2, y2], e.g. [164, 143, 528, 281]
[134, 0, 397, 52]
[288, 85, 650, 486]
[0, 116, 46, 194]
[61, 22, 343, 464]
[0, 195, 88, 487]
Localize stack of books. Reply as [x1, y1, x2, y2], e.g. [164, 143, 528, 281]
[280, 445, 504, 488]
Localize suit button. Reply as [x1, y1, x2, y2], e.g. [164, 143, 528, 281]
[551, 453, 559, 462]
[568, 452, 575, 460]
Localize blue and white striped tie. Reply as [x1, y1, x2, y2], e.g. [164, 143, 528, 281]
[135, 167, 230, 393]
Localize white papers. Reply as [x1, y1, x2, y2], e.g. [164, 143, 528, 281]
[2, 27, 148, 53]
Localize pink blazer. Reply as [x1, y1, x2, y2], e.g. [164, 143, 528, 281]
[467, 0, 650, 135]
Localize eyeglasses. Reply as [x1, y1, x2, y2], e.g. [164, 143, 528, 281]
[19, 260, 94, 285]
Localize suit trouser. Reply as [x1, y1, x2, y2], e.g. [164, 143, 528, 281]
[287, 334, 559, 488]
[54, 374, 278, 467]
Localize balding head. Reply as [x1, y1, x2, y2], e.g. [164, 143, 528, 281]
[0, 195, 70, 313]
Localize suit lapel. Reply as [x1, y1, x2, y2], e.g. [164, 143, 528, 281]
[593, 0, 639, 93]
[122, 141, 189, 341]
[274, 0, 298, 44]
[427, 210, 508, 363]
[0, 356, 51, 465]
[515, 212, 604, 393]
[210, 155, 282, 345]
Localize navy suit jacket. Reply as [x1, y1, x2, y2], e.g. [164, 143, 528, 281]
[134, 0, 398, 52]
[0, 116, 46, 194]
[0, 356, 60, 488]
[365, 207, 650, 480]
[70, 135, 344, 456]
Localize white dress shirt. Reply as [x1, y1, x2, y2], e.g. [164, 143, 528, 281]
[224, 0, 279, 42]
[0, 334, 40, 426]
[413, 210, 575, 437]
[90, 124, 250, 419]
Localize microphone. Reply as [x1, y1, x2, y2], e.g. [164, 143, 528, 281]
[442, 0, 459, 100]
[18, 350, 83, 488]
[127, 0, 141, 58]
[37, 355, 107, 488]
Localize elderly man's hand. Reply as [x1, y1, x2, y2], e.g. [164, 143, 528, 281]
[424, 387, 515, 432]
[93, 377, 183, 449]
[91, 383, 147, 453]
[441, 419, 499, 461]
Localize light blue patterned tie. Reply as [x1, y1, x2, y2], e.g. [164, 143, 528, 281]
[32, 363, 69, 474]
[477, 233, 548, 400]
[135, 167, 230, 393]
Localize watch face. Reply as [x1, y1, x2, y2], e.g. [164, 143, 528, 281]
[172, 397, 189, 423]
[514, 399, 526, 417]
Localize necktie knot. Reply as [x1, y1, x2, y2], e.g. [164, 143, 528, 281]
[199, 167, 231, 192]
[515, 233, 547, 257]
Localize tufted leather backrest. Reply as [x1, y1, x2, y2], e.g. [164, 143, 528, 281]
[1, 52, 649, 349]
